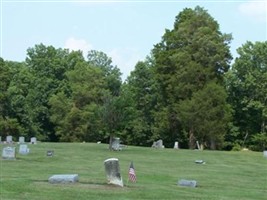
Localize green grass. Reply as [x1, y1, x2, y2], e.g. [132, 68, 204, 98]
[0, 143, 266, 200]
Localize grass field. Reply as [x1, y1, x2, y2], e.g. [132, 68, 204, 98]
[0, 142, 266, 200]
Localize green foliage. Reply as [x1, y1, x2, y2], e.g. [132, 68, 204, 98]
[0, 7, 266, 151]
[152, 6, 232, 149]
[226, 41, 267, 149]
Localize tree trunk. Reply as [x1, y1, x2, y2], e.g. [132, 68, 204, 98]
[189, 129, 196, 149]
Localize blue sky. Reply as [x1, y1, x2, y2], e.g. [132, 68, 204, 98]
[1, 0, 266, 80]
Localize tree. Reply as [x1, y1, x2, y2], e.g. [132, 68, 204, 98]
[152, 6, 232, 148]
[226, 41, 267, 150]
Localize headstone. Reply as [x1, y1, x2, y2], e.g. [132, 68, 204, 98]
[104, 158, 123, 187]
[195, 160, 205, 164]
[0, 136, 1, 143]
[47, 150, 54, 157]
[19, 136, 25, 144]
[174, 141, 179, 149]
[48, 174, 79, 184]
[111, 137, 121, 151]
[30, 137, 37, 144]
[2, 146, 16, 160]
[178, 179, 197, 188]
[263, 151, 267, 158]
[19, 144, 29, 155]
[6, 136, 12, 143]
[152, 139, 163, 148]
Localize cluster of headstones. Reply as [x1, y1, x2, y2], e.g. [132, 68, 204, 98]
[152, 139, 180, 149]
[1, 136, 38, 160]
[0, 136, 37, 144]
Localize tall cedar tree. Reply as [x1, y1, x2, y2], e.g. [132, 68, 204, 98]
[152, 6, 232, 149]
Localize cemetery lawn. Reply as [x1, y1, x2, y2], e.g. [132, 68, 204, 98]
[1, 143, 266, 200]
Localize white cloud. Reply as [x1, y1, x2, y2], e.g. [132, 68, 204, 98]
[64, 37, 93, 57]
[238, 1, 267, 22]
[108, 47, 144, 81]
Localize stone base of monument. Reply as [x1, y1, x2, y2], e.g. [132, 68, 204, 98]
[48, 174, 79, 184]
[178, 179, 197, 187]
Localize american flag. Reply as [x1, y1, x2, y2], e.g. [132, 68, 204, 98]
[128, 161, 137, 182]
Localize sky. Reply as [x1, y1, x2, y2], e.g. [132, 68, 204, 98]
[0, 0, 266, 80]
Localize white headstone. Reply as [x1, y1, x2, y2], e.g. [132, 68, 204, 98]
[19, 136, 25, 144]
[174, 141, 179, 149]
[19, 144, 29, 155]
[104, 158, 123, 187]
[2, 146, 16, 160]
[263, 151, 267, 158]
[6, 136, 12, 143]
[30, 137, 37, 144]
[48, 174, 79, 184]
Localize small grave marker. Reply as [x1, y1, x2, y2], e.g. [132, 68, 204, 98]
[178, 179, 197, 188]
[30, 137, 37, 144]
[6, 136, 12, 143]
[111, 137, 121, 151]
[263, 151, 267, 158]
[19, 136, 25, 144]
[47, 150, 54, 157]
[19, 144, 29, 155]
[2, 146, 16, 160]
[174, 141, 179, 149]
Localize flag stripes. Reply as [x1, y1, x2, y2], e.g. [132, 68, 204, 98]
[128, 161, 136, 182]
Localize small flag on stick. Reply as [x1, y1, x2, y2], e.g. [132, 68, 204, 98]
[128, 161, 137, 183]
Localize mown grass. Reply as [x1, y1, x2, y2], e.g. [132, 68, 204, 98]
[0, 142, 266, 200]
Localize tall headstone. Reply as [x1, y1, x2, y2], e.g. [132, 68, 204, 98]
[6, 136, 12, 143]
[2, 146, 16, 160]
[111, 137, 121, 151]
[174, 141, 179, 149]
[104, 158, 123, 187]
[19, 136, 25, 144]
[263, 151, 267, 158]
[30, 137, 37, 144]
[19, 144, 29, 155]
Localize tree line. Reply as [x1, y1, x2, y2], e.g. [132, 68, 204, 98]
[0, 6, 266, 151]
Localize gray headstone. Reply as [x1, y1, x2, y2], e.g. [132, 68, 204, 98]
[47, 150, 54, 157]
[178, 179, 197, 187]
[6, 136, 12, 143]
[195, 160, 205, 164]
[19, 144, 29, 155]
[19, 136, 25, 144]
[111, 137, 121, 151]
[104, 158, 123, 187]
[263, 151, 267, 158]
[48, 174, 79, 184]
[2, 146, 16, 160]
[152, 139, 164, 148]
[0, 136, 2, 143]
[30, 137, 37, 144]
